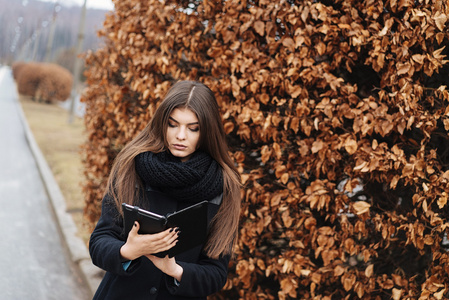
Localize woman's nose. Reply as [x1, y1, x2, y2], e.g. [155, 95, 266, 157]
[176, 127, 186, 140]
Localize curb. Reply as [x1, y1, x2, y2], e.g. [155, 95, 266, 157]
[15, 94, 104, 298]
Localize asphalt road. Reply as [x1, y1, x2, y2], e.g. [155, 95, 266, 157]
[0, 66, 90, 300]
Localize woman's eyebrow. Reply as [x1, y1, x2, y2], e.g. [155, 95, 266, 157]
[169, 116, 199, 125]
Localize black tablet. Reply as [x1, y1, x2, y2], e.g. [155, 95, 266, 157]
[122, 200, 209, 257]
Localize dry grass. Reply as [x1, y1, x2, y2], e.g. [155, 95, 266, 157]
[19, 95, 91, 245]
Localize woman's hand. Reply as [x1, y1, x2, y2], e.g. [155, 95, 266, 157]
[120, 222, 178, 261]
[146, 254, 184, 282]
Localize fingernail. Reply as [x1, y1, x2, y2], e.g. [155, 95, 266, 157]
[169, 228, 174, 233]
[177, 231, 181, 235]
[134, 222, 137, 227]
[175, 227, 180, 232]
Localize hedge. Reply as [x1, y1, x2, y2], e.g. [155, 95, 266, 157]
[82, 1, 449, 299]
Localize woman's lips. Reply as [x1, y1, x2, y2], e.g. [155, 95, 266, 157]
[173, 144, 187, 150]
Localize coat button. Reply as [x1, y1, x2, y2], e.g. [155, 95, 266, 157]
[149, 287, 158, 294]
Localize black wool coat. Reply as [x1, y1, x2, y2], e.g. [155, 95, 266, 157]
[89, 188, 229, 300]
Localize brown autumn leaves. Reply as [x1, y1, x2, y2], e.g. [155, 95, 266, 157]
[81, 0, 449, 299]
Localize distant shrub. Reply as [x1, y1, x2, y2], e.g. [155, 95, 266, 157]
[15, 62, 42, 97]
[11, 61, 26, 80]
[14, 62, 73, 102]
[37, 63, 73, 102]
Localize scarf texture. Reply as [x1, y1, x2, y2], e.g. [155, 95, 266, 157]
[135, 150, 223, 203]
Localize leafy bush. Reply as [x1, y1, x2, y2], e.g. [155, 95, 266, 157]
[15, 62, 42, 97]
[11, 61, 26, 80]
[82, 0, 449, 299]
[13, 61, 73, 102]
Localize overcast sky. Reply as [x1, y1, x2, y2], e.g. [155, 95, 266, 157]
[37, 0, 114, 10]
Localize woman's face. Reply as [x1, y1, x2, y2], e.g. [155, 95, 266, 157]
[166, 107, 200, 162]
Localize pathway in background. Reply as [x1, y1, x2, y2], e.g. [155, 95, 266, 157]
[0, 66, 90, 300]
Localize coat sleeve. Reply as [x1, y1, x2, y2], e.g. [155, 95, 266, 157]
[89, 195, 141, 276]
[165, 252, 230, 297]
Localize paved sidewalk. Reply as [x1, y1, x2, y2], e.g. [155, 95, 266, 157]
[0, 66, 102, 299]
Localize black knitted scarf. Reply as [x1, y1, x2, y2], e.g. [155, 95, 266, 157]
[135, 150, 223, 203]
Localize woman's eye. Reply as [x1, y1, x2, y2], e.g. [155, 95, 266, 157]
[190, 127, 199, 132]
[168, 122, 177, 128]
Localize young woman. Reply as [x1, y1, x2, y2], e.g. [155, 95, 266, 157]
[89, 80, 241, 299]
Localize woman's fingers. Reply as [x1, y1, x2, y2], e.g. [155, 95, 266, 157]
[137, 227, 179, 254]
[151, 228, 178, 247]
[160, 229, 179, 250]
[152, 227, 178, 243]
[152, 237, 178, 253]
[129, 221, 140, 235]
[121, 224, 180, 259]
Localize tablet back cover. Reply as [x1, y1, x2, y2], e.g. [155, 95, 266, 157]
[166, 200, 209, 257]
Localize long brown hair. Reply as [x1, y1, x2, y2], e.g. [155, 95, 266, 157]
[105, 80, 241, 258]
